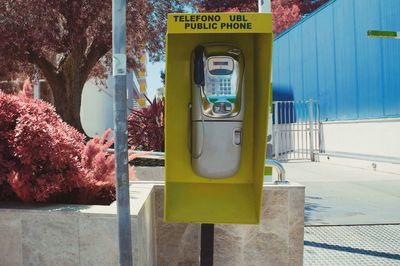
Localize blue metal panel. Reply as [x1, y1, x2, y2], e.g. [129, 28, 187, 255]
[272, 0, 400, 121]
[277, 35, 293, 101]
[354, 0, 384, 118]
[272, 42, 280, 91]
[288, 28, 304, 101]
[273, 34, 293, 102]
[333, 0, 358, 120]
[315, 6, 337, 121]
[301, 16, 319, 102]
[381, 0, 400, 116]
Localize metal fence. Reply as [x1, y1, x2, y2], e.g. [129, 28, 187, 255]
[271, 100, 320, 161]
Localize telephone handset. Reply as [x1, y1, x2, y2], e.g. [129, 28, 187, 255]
[191, 44, 245, 178]
[194, 46, 205, 87]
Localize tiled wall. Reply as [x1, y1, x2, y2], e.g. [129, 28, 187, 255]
[0, 184, 155, 266]
[154, 184, 305, 266]
[0, 182, 304, 266]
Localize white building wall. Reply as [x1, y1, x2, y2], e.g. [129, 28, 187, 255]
[80, 72, 138, 138]
[80, 78, 114, 137]
[321, 119, 400, 160]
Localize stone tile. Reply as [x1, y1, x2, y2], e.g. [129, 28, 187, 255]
[153, 185, 304, 266]
[243, 230, 289, 266]
[154, 187, 200, 266]
[235, 189, 292, 266]
[263, 189, 289, 207]
[289, 188, 305, 211]
[261, 189, 289, 237]
[79, 218, 152, 266]
[289, 188, 305, 266]
[21, 213, 79, 266]
[0, 211, 23, 266]
[156, 222, 200, 266]
[135, 167, 164, 181]
[78, 216, 118, 266]
[131, 217, 140, 265]
[80, 189, 154, 266]
[154, 186, 164, 225]
[214, 225, 246, 266]
[135, 191, 155, 266]
[135, 217, 145, 265]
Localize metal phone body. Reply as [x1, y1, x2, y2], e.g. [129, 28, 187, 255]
[191, 44, 245, 178]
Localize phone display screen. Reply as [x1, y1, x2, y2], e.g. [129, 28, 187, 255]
[213, 61, 229, 66]
[205, 56, 238, 103]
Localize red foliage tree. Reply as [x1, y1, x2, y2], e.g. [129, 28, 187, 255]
[195, 0, 258, 12]
[0, 91, 85, 202]
[0, 0, 187, 133]
[196, 0, 329, 34]
[77, 129, 118, 204]
[272, 0, 301, 34]
[272, 0, 329, 34]
[20, 78, 34, 99]
[127, 98, 164, 152]
[0, 91, 134, 204]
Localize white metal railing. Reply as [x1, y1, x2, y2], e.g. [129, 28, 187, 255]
[271, 100, 321, 162]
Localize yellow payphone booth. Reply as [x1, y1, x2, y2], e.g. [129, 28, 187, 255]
[165, 13, 273, 224]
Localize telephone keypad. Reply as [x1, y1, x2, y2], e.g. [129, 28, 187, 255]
[210, 78, 232, 96]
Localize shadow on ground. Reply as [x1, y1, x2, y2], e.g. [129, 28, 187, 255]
[304, 196, 330, 224]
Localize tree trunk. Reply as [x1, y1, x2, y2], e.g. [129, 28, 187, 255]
[52, 80, 85, 134]
[29, 42, 109, 135]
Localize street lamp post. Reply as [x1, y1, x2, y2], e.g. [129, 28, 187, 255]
[112, 0, 133, 265]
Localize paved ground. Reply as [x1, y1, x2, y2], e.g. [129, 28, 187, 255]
[304, 224, 400, 266]
[280, 161, 400, 265]
[137, 161, 400, 264]
[282, 161, 400, 225]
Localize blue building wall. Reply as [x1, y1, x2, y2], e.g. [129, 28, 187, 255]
[272, 0, 400, 121]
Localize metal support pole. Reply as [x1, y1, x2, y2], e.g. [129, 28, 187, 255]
[200, 224, 215, 266]
[112, 0, 133, 265]
[308, 99, 315, 162]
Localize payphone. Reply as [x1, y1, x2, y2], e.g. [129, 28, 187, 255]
[191, 44, 245, 178]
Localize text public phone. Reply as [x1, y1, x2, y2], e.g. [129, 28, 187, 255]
[191, 44, 245, 178]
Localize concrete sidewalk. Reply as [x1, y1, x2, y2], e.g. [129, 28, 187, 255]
[279, 161, 400, 265]
[281, 161, 400, 225]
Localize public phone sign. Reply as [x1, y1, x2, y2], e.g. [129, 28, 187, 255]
[169, 13, 272, 33]
[165, 13, 273, 224]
